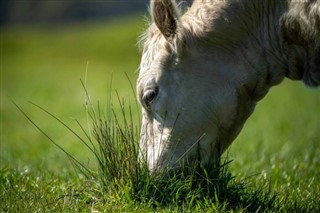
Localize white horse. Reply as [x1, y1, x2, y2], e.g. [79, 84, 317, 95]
[137, 0, 320, 171]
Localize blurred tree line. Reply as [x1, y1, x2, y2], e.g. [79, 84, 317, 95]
[0, 0, 149, 26]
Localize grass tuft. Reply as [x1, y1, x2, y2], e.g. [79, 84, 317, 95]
[26, 80, 282, 211]
[11, 79, 317, 212]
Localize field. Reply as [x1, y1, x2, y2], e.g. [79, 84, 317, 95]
[1, 15, 320, 212]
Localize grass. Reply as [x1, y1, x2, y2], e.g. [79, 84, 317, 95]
[1, 14, 320, 212]
[10, 87, 280, 212]
[1, 15, 143, 171]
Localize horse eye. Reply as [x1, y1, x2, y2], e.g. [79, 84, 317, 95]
[142, 87, 159, 109]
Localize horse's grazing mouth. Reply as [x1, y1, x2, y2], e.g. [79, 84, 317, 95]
[137, 0, 320, 171]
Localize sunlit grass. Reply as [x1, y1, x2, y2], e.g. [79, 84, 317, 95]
[9, 84, 279, 212]
[1, 15, 144, 171]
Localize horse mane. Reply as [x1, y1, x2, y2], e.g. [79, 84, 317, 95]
[280, 0, 320, 86]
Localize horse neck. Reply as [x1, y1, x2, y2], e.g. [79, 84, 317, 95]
[187, 0, 320, 88]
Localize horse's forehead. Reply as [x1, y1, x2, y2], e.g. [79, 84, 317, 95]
[140, 27, 172, 73]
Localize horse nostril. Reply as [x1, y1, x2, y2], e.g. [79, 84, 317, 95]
[143, 87, 159, 109]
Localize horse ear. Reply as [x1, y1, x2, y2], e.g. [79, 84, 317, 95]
[151, 0, 180, 40]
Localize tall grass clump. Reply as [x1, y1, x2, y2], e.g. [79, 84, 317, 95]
[78, 80, 244, 209]
[76, 79, 280, 211]
[15, 78, 280, 211]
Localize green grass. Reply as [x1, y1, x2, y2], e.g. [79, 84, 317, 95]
[1, 15, 144, 171]
[1, 15, 320, 212]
